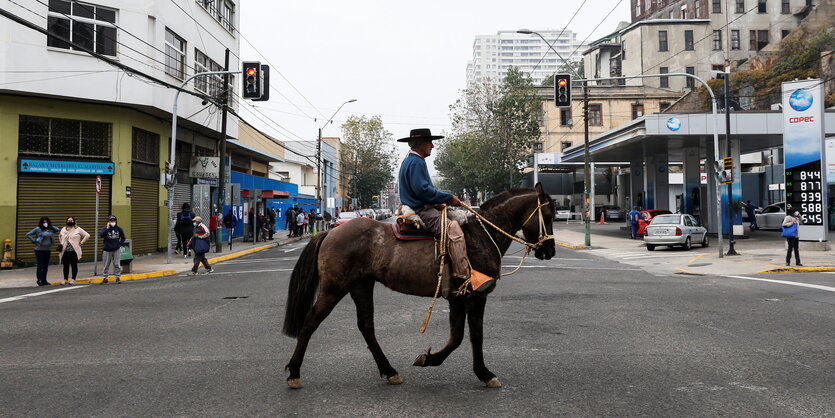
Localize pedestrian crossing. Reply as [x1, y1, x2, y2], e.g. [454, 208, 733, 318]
[586, 248, 697, 263]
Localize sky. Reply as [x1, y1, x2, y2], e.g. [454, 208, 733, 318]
[239, 0, 631, 171]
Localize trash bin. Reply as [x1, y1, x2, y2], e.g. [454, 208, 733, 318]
[120, 239, 134, 273]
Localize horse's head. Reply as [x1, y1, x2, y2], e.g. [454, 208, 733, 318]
[520, 183, 556, 260]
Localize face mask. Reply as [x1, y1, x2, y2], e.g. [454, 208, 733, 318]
[67, 221, 75, 226]
[110, 222, 116, 227]
[42, 223, 48, 228]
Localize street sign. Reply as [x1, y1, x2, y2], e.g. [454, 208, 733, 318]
[95, 175, 102, 194]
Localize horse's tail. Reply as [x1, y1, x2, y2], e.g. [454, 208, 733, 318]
[282, 231, 329, 338]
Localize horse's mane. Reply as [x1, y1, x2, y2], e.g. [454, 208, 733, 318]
[479, 188, 536, 212]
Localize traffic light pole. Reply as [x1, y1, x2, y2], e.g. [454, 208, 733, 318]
[577, 73, 725, 258]
[215, 49, 231, 253]
[583, 80, 591, 247]
[166, 70, 238, 264]
[724, 73, 738, 256]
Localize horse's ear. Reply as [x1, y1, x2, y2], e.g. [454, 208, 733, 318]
[534, 182, 546, 197]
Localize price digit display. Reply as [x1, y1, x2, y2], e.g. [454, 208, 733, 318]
[786, 161, 825, 226]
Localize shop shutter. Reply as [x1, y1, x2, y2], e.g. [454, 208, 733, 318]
[169, 182, 192, 247]
[130, 178, 159, 254]
[16, 175, 112, 263]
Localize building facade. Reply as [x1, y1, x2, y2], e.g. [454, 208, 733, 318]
[466, 29, 588, 86]
[0, 0, 240, 261]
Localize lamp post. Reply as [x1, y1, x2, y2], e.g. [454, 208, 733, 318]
[316, 99, 356, 218]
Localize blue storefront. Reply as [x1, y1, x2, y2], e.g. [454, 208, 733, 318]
[225, 171, 315, 238]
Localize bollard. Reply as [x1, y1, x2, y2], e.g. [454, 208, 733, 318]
[1, 238, 14, 269]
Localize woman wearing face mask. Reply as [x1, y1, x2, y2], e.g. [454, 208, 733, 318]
[26, 216, 61, 286]
[782, 210, 802, 267]
[58, 216, 90, 285]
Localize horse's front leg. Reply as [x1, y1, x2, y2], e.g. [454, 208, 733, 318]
[466, 293, 501, 387]
[413, 298, 466, 367]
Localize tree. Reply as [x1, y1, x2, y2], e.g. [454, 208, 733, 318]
[340, 115, 396, 208]
[437, 67, 542, 197]
[540, 60, 585, 87]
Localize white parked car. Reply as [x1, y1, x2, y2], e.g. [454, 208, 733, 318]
[644, 214, 708, 251]
[754, 202, 786, 230]
[554, 207, 572, 220]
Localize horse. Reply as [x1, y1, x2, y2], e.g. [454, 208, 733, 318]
[282, 184, 556, 389]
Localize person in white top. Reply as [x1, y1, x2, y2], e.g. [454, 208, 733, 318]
[58, 216, 90, 285]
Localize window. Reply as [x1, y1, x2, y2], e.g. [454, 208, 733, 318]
[684, 30, 694, 50]
[132, 128, 160, 165]
[165, 28, 186, 79]
[686, 67, 695, 88]
[533, 141, 543, 151]
[758, 0, 766, 13]
[681, 5, 688, 18]
[736, 0, 745, 12]
[750, 30, 769, 50]
[659, 67, 669, 88]
[781, 0, 790, 13]
[560, 108, 572, 126]
[659, 30, 668, 51]
[18, 115, 111, 158]
[731, 30, 740, 49]
[713, 30, 723, 50]
[631, 104, 645, 119]
[782, 29, 790, 38]
[712, 0, 721, 12]
[560, 141, 572, 151]
[712, 64, 725, 72]
[660, 102, 671, 111]
[588, 104, 603, 126]
[695, 0, 701, 17]
[47, 0, 117, 56]
[636, 0, 642, 15]
[197, 0, 235, 32]
[194, 49, 233, 103]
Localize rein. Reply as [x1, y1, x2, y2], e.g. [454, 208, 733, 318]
[462, 197, 554, 251]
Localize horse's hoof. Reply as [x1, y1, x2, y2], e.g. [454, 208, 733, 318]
[412, 354, 428, 367]
[485, 377, 502, 388]
[287, 378, 303, 389]
[387, 374, 404, 385]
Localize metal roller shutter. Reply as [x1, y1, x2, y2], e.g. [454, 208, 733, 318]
[168, 182, 192, 247]
[130, 178, 159, 254]
[16, 175, 112, 263]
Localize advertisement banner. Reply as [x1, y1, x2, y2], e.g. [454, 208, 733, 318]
[19, 159, 114, 175]
[188, 157, 220, 179]
[782, 79, 827, 241]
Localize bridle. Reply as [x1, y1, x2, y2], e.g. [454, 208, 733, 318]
[462, 195, 554, 251]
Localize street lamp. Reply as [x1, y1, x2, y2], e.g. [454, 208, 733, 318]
[316, 99, 356, 217]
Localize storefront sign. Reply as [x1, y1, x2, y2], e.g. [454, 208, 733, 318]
[19, 159, 114, 175]
[782, 79, 827, 241]
[188, 157, 220, 179]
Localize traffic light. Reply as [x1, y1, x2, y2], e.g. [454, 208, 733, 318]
[242, 61, 262, 99]
[252, 65, 270, 101]
[554, 74, 571, 108]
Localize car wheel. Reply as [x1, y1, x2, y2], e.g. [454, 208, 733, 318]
[683, 237, 692, 250]
[701, 234, 709, 247]
[647, 244, 656, 251]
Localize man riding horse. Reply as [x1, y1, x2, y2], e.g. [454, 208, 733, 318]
[397, 128, 470, 283]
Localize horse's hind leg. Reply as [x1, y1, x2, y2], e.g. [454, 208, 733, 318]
[349, 279, 401, 384]
[286, 290, 346, 389]
[413, 298, 466, 367]
[466, 294, 501, 388]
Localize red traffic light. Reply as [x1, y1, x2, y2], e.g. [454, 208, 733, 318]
[246, 67, 257, 77]
[558, 79, 567, 87]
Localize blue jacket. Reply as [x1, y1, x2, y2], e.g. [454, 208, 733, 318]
[26, 226, 60, 250]
[627, 209, 640, 224]
[398, 153, 452, 208]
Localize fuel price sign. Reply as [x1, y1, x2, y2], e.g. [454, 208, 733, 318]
[786, 163, 824, 225]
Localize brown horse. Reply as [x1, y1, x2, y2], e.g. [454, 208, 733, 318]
[282, 184, 556, 388]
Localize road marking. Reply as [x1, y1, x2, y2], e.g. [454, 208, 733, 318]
[724, 275, 835, 293]
[688, 254, 705, 264]
[515, 265, 641, 271]
[0, 285, 88, 304]
[283, 247, 301, 253]
[222, 257, 299, 264]
[201, 268, 294, 276]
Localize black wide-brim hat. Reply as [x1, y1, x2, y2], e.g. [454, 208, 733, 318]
[396, 128, 444, 142]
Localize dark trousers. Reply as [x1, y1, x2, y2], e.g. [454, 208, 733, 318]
[179, 233, 192, 254]
[34, 250, 51, 284]
[786, 237, 800, 265]
[268, 223, 275, 239]
[61, 251, 79, 280]
[192, 252, 211, 272]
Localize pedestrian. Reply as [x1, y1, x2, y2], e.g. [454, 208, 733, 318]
[308, 209, 316, 234]
[323, 210, 332, 230]
[58, 216, 90, 285]
[188, 216, 213, 275]
[209, 211, 219, 247]
[223, 209, 237, 250]
[782, 210, 802, 267]
[296, 210, 305, 237]
[285, 206, 295, 233]
[745, 200, 759, 230]
[26, 216, 61, 286]
[247, 208, 255, 242]
[176, 203, 194, 257]
[627, 206, 640, 239]
[268, 206, 277, 240]
[99, 215, 126, 284]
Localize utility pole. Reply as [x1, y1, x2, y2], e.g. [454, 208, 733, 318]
[583, 80, 591, 247]
[316, 126, 322, 215]
[215, 48, 230, 253]
[723, 72, 738, 255]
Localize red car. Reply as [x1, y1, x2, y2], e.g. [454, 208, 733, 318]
[638, 209, 672, 236]
[332, 211, 360, 227]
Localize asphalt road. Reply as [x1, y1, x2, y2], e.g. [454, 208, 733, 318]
[1, 239, 834, 417]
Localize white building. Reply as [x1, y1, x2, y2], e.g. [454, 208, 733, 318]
[466, 29, 588, 86]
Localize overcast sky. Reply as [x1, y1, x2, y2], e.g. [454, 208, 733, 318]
[239, 0, 631, 170]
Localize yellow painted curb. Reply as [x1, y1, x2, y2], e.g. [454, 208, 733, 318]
[207, 243, 275, 264]
[554, 240, 588, 250]
[758, 266, 835, 274]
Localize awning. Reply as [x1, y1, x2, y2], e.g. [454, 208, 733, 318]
[227, 139, 284, 163]
[240, 190, 291, 199]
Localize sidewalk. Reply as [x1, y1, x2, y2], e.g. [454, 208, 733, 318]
[0, 235, 309, 289]
[552, 221, 835, 275]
